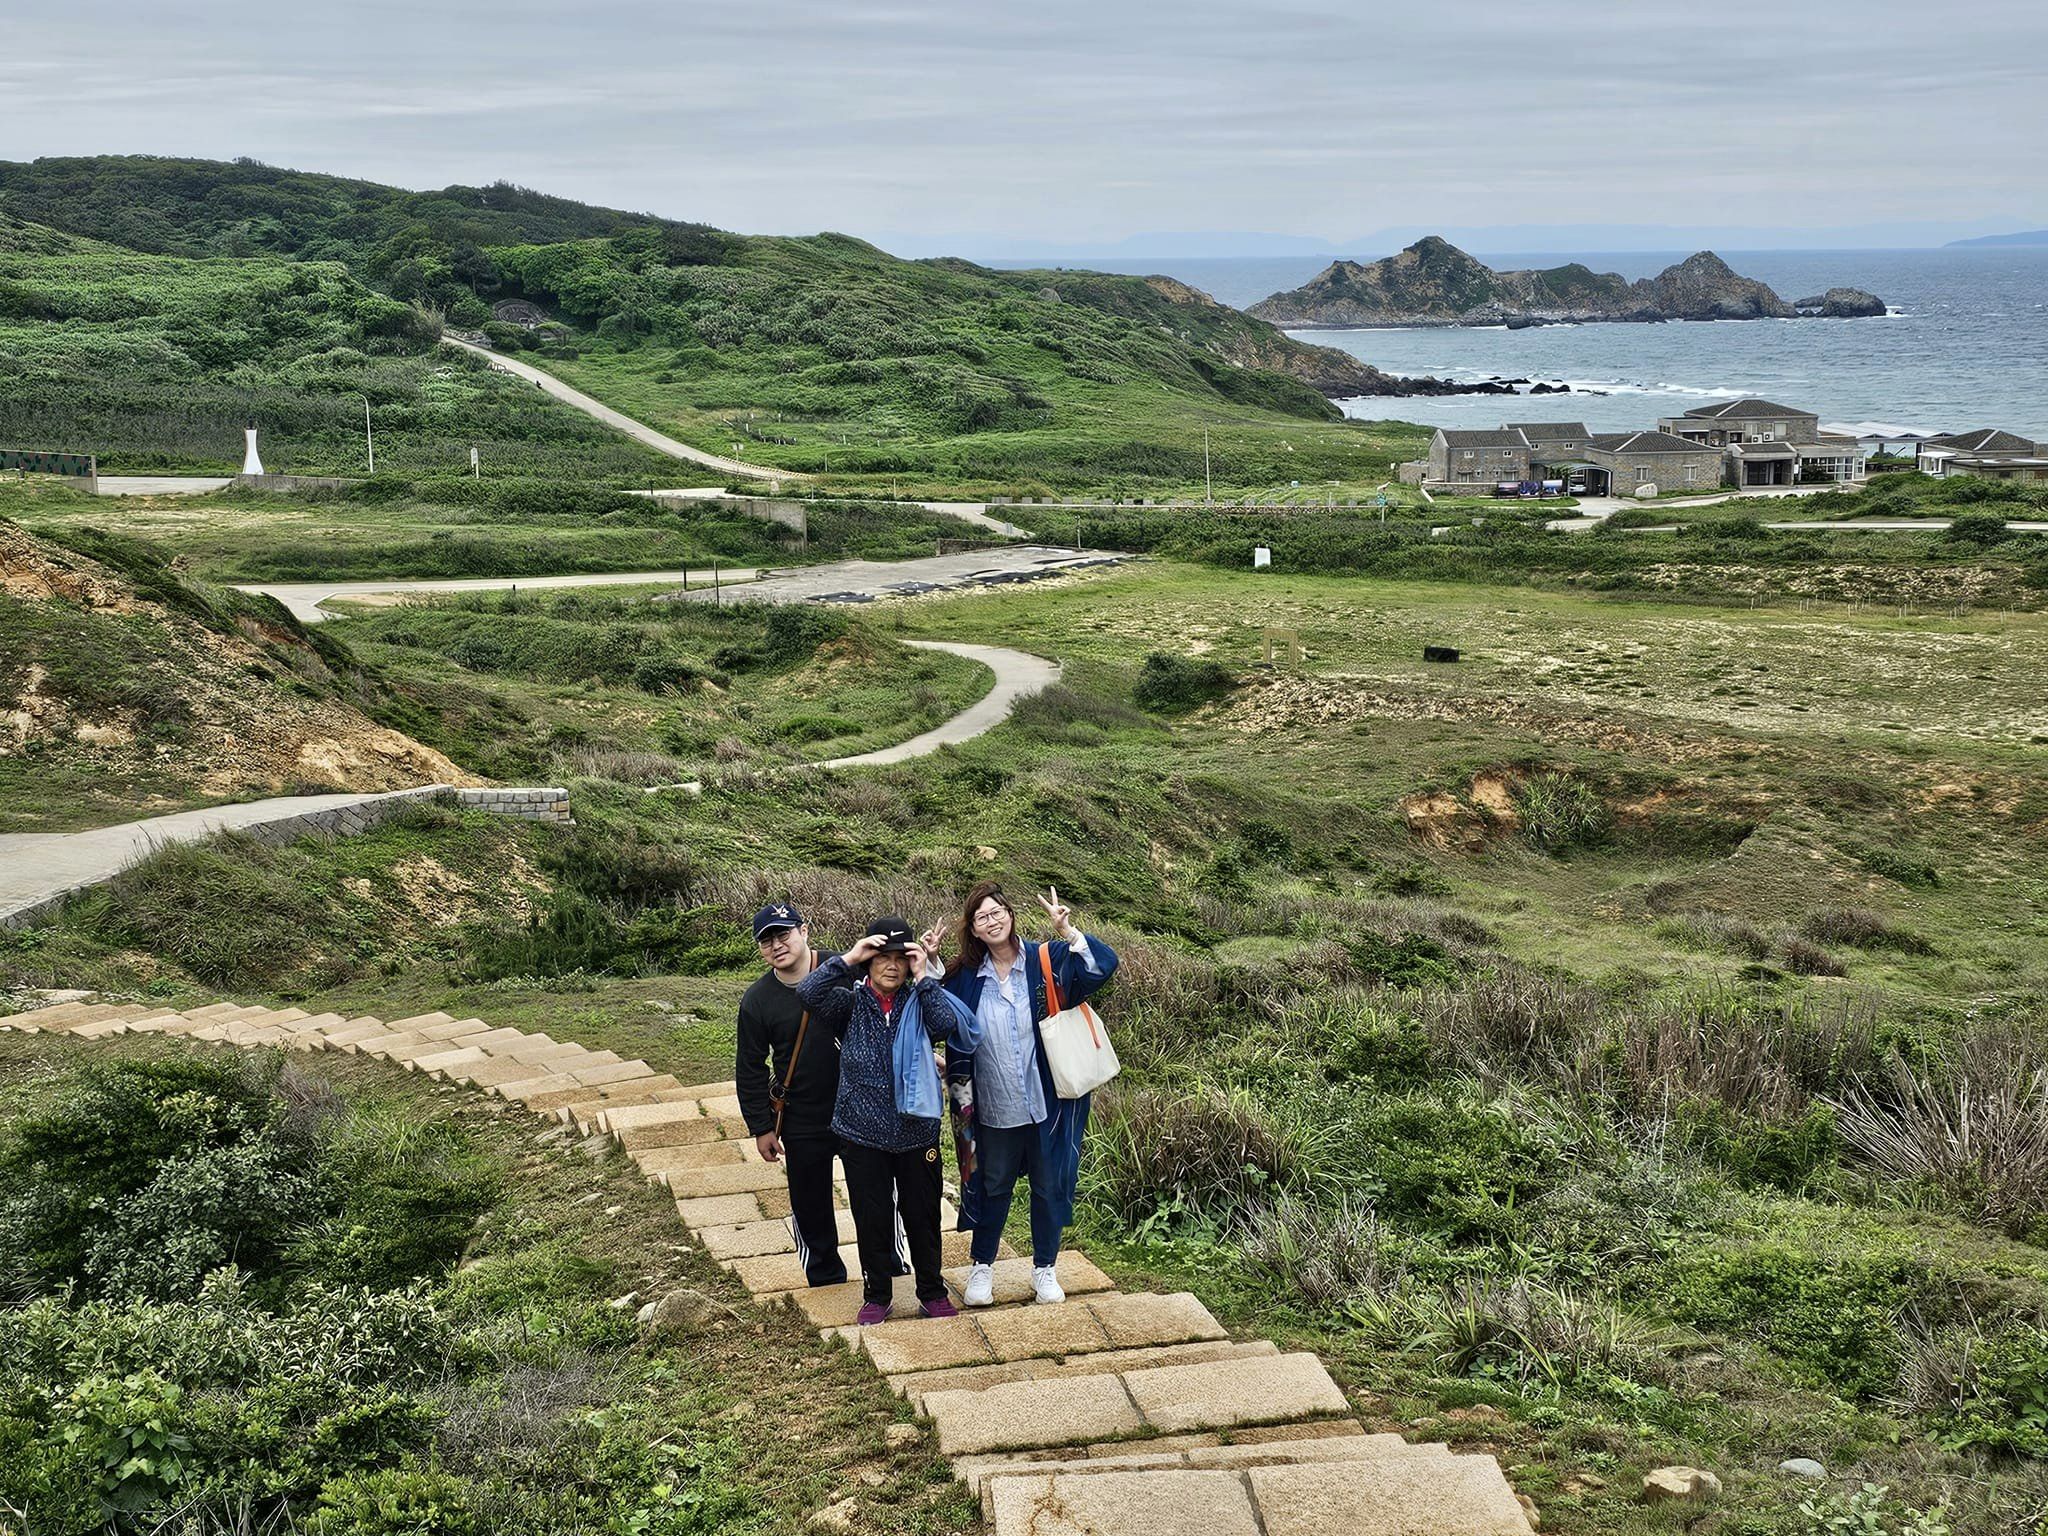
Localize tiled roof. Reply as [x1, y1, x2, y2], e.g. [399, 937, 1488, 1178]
[1435, 429, 1530, 448]
[1924, 428, 2039, 453]
[1588, 430, 1714, 454]
[1504, 422, 1590, 439]
[1681, 398, 1818, 421]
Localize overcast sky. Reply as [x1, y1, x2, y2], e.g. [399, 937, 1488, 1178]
[5, 0, 2043, 252]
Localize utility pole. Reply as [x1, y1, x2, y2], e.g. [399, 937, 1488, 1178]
[355, 395, 374, 473]
[1204, 427, 1212, 505]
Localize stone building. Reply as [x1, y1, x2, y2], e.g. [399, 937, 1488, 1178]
[1505, 421, 1592, 460]
[1426, 429, 1532, 490]
[1657, 397, 1866, 486]
[1917, 428, 2048, 482]
[1584, 430, 1725, 496]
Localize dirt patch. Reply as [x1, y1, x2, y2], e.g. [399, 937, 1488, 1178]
[1, 522, 482, 818]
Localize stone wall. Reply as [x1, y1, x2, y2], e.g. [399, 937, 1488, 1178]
[236, 474, 366, 493]
[1585, 446, 1725, 495]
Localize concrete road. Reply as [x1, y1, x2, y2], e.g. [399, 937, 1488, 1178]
[0, 793, 394, 925]
[95, 476, 235, 496]
[238, 567, 762, 625]
[661, 545, 1126, 607]
[442, 338, 800, 483]
[809, 641, 1060, 769]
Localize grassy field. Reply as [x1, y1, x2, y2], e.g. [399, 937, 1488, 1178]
[8, 549, 2048, 1535]
[1, 476, 976, 585]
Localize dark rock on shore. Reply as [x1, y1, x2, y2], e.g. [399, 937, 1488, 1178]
[1794, 287, 1887, 318]
[1249, 237, 1883, 329]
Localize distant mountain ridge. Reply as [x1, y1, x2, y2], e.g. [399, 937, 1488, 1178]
[1945, 229, 2048, 248]
[1247, 238, 1884, 328]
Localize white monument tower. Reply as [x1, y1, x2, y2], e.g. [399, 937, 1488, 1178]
[240, 424, 264, 477]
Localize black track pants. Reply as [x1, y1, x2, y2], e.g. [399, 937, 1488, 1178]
[781, 1132, 850, 1287]
[840, 1139, 945, 1306]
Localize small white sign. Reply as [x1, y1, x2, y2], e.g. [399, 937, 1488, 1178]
[1253, 546, 1272, 569]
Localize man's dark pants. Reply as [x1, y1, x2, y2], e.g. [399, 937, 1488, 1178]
[781, 1129, 849, 1286]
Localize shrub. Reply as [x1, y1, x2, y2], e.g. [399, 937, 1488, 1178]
[1943, 512, 2012, 546]
[1132, 652, 1235, 714]
[1234, 1193, 1399, 1309]
[1919, 1322, 2048, 1459]
[1512, 774, 1610, 854]
[1778, 933, 1848, 977]
[1349, 1274, 1665, 1388]
[1798, 1484, 1953, 1536]
[1830, 1031, 2048, 1238]
[1803, 907, 1934, 954]
[1083, 1084, 1340, 1227]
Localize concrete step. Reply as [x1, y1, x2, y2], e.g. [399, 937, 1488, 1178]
[660, 1162, 791, 1200]
[964, 1428, 1436, 1514]
[924, 1351, 1349, 1457]
[894, 1339, 1278, 1410]
[799, 1251, 1115, 1331]
[730, 1230, 993, 1296]
[982, 1453, 1533, 1536]
[559, 1082, 696, 1130]
[631, 1138, 763, 1179]
[954, 1421, 1382, 1495]
[861, 1291, 1226, 1376]
[0, 999, 110, 1028]
[612, 1106, 733, 1151]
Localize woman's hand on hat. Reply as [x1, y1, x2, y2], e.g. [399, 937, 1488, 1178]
[844, 934, 886, 965]
[907, 942, 929, 980]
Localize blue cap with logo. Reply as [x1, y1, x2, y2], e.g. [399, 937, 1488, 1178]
[751, 902, 805, 940]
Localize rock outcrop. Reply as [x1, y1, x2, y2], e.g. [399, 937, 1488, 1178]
[1249, 238, 1882, 328]
[1794, 287, 1886, 318]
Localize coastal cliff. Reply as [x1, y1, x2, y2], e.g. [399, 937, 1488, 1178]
[1248, 238, 1882, 328]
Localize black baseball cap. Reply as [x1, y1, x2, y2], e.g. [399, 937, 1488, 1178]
[752, 902, 806, 940]
[863, 915, 917, 953]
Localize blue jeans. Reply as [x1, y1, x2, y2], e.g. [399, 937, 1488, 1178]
[972, 1121, 1063, 1267]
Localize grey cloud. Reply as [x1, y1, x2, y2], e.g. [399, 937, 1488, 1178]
[1, 0, 2042, 244]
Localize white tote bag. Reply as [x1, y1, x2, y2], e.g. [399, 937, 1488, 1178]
[1035, 943, 1120, 1099]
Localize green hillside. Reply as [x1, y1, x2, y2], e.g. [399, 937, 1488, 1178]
[0, 156, 1425, 495]
[485, 231, 1420, 492]
[0, 212, 682, 477]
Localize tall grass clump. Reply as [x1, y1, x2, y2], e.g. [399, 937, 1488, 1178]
[1831, 1029, 2048, 1238]
[1082, 1084, 1342, 1227]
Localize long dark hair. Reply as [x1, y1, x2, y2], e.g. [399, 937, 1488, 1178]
[946, 880, 1018, 979]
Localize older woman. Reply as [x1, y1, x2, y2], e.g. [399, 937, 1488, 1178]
[932, 881, 1118, 1306]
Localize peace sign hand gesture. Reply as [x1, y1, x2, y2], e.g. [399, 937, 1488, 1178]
[1036, 886, 1079, 941]
[919, 918, 948, 968]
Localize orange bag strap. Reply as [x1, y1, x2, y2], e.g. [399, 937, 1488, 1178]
[1037, 942, 1102, 1047]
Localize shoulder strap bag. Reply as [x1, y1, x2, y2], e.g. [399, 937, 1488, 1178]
[1035, 942, 1120, 1099]
[768, 953, 814, 1136]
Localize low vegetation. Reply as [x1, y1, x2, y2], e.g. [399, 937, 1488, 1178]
[0, 1034, 963, 1534]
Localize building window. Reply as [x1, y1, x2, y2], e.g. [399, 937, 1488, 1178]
[1684, 465, 1697, 482]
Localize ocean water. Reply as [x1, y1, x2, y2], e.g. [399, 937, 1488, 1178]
[993, 250, 2048, 439]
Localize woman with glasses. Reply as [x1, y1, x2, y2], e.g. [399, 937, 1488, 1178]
[926, 880, 1118, 1306]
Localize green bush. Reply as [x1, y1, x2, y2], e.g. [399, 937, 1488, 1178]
[1927, 1323, 2048, 1458]
[1512, 774, 1610, 854]
[1664, 1245, 1947, 1398]
[1943, 512, 2012, 546]
[1132, 652, 1235, 714]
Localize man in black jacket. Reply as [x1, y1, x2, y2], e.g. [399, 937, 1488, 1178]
[735, 903, 858, 1286]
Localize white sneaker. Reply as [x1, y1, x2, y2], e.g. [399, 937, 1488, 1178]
[963, 1263, 995, 1307]
[1032, 1264, 1065, 1305]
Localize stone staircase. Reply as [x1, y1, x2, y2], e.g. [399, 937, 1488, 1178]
[2, 998, 1536, 1535]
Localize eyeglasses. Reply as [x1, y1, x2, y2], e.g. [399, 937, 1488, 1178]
[972, 907, 1012, 928]
[756, 927, 801, 945]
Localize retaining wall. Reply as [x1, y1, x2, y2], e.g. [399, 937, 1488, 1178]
[235, 474, 366, 493]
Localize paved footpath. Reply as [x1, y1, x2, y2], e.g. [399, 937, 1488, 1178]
[810, 642, 1059, 770]
[442, 337, 801, 482]
[2, 998, 1538, 1535]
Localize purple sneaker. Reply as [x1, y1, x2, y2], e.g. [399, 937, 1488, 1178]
[855, 1301, 892, 1326]
[920, 1296, 959, 1319]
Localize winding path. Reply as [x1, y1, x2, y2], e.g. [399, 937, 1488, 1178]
[441, 337, 802, 483]
[0, 640, 1060, 922]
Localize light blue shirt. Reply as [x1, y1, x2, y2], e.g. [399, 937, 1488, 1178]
[974, 936, 1096, 1130]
